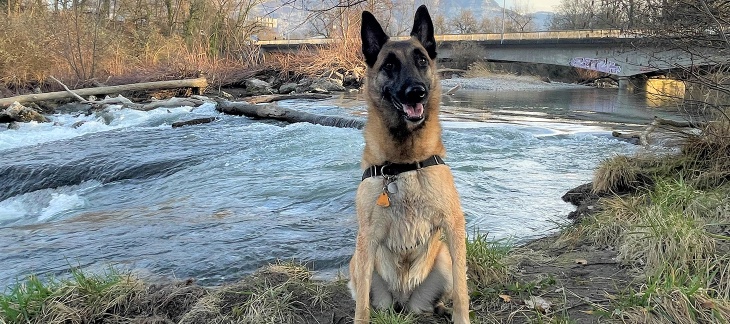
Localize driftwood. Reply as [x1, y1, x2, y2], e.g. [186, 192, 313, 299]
[139, 97, 208, 111]
[217, 100, 365, 129]
[445, 84, 461, 95]
[612, 116, 706, 145]
[172, 117, 218, 128]
[246, 93, 332, 104]
[0, 78, 208, 107]
[437, 68, 468, 75]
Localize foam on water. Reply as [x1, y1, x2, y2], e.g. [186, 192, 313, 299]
[0, 181, 101, 226]
[0, 103, 218, 152]
[38, 193, 86, 222]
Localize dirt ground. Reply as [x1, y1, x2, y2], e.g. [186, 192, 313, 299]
[123, 234, 630, 324]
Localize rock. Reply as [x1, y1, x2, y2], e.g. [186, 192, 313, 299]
[310, 77, 345, 92]
[244, 78, 274, 96]
[278, 83, 298, 94]
[7, 121, 20, 129]
[343, 72, 361, 87]
[55, 102, 93, 114]
[3, 101, 48, 123]
[295, 78, 313, 93]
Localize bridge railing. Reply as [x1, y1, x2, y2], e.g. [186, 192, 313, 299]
[256, 29, 632, 46]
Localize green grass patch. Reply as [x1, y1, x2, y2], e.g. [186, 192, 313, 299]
[0, 266, 139, 324]
[371, 307, 417, 324]
[0, 275, 57, 323]
[466, 231, 512, 291]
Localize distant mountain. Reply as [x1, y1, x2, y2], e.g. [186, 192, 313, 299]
[426, 0, 502, 19]
[262, 0, 555, 38]
[531, 11, 554, 31]
[431, 0, 502, 19]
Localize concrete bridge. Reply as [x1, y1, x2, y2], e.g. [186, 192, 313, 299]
[258, 30, 724, 88]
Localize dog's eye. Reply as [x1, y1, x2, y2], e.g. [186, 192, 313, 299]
[417, 58, 428, 67]
[383, 63, 394, 71]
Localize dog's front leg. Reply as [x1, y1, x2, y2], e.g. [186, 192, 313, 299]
[446, 211, 470, 324]
[353, 232, 376, 323]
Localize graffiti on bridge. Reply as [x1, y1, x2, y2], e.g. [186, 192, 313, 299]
[570, 57, 622, 74]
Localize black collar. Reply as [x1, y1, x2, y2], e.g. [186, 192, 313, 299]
[361, 155, 445, 181]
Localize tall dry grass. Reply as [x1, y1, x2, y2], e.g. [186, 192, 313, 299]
[0, 6, 268, 96]
[267, 11, 365, 82]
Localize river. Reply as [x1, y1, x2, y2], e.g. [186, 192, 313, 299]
[0, 85, 681, 287]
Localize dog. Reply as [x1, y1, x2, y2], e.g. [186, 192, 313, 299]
[348, 5, 470, 324]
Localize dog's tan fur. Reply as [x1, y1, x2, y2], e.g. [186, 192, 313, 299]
[348, 6, 470, 324]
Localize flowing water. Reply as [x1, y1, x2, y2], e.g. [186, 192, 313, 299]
[0, 86, 681, 287]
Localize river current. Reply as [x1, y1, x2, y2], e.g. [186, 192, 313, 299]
[0, 86, 679, 287]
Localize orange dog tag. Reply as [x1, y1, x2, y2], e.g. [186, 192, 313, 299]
[376, 192, 390, 207]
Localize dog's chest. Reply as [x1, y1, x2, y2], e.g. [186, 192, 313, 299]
[358, 168, 451, 251]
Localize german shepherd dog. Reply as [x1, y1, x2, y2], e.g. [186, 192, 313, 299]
[348, 5, 470, 324]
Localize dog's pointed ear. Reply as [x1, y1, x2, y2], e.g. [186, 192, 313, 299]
[361, 11, 389, 68]
[410, 5, 436, 59]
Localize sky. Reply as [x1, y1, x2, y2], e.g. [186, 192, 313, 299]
[503, 0, 561, 12]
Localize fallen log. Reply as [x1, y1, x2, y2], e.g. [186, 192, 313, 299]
[139, 97, 207, 111]
[216, 100, 365, 129]
[172, 117, 218, 128]
[246, 93, 332, 104]
[437, 68, 468, 75]
[0, 78, 208, 107]
[612, 116, 704, 145]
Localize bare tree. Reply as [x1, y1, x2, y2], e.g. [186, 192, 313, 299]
[449, 9, 479, 34]
[506, 0, 535, 32]
[550, 0, 598, 30]
[433, 13, 449, 34]
[479, 16, 500, 33]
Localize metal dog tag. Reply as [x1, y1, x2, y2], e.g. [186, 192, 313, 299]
[387, 182, 398, 194]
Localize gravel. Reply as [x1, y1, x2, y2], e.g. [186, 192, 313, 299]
[440, 75, 589, 92]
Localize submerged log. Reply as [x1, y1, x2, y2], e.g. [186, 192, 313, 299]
[0, 78, 208, 107]
[172, 117, 218, 128]
[216, 100, 364, 129]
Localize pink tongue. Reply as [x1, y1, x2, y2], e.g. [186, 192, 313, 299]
[403, 103, 424, 118]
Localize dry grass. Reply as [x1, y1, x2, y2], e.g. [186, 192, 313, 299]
[592, 155, 644, 194]
[0, 10, 268, 96]
[267, 11, 365, 82]
[465, 62, 494, 78]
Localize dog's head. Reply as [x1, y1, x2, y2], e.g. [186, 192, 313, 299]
[361, 5, 438, 136]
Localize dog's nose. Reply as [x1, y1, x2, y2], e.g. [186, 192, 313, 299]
[405, 85, 427, 102]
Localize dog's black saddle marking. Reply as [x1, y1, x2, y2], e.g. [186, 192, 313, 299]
[361, 155, 445, 181]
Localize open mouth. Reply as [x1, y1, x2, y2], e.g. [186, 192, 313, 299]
[401, 103, 424, 121]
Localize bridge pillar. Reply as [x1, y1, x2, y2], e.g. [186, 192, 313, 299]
[618, 75, 648, 92]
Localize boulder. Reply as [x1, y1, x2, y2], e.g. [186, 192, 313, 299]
[2, 101, 49, 123]
[295, 78, 314, 93]
[310, 77, 345, 92]
[278, 83, 298, 94]
[244, 78, 274, 96]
